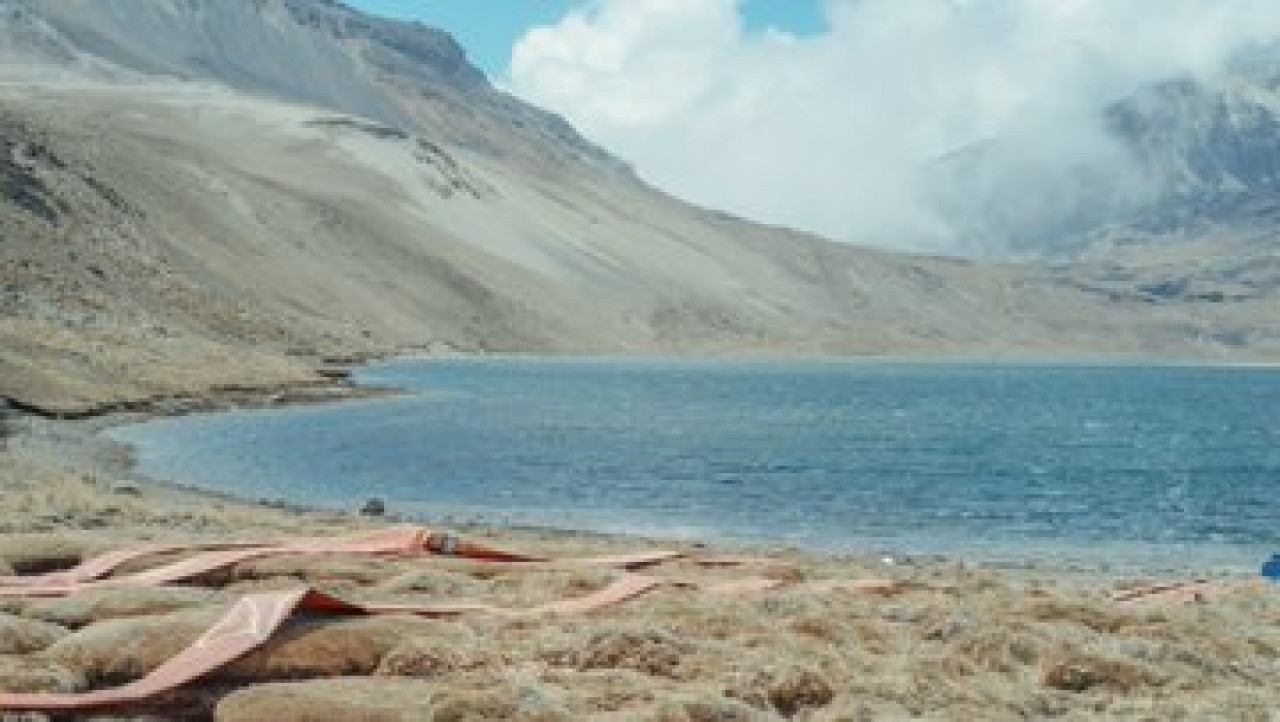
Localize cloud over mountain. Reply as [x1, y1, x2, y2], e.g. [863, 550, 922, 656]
[509, 0, 1280, 253]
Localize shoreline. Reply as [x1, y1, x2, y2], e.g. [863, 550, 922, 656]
[2, 359, 1280, 718]
[39, 353, 1272, 582]
[6, 349, 1279, 423]
[2, 367, 790, 562]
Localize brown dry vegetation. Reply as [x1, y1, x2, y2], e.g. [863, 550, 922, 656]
[0, 427, 1277, 722]
[0, 4, 1275, 718]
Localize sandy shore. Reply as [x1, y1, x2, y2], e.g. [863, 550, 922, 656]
[0, 397, 1277, 721]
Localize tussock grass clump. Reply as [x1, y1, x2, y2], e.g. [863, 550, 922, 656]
[0, 654, 85, 694]
[24, 586, 225, 629]
[1040, 650, 1149, 692]
[0, 612, 68, 654]
[378, 568, 484, 596]
[0, 534, 99, 576]
[376, 633, 500, 680]
[573, 625, 693, 678]
[728, 663, 835, 717]
[651, 694, 767, 721]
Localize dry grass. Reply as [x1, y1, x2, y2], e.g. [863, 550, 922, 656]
[1, 450, 1278, 721]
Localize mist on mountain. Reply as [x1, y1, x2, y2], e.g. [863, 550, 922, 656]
[510, 0, 1280, 257]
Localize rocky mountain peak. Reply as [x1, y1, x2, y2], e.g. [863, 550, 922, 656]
[0, 0, 625, 173]
[918, 39, 1280, 263]
[279, 0, 487, 90]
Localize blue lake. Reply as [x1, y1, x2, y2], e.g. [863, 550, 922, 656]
[111, 358, 1280, 572]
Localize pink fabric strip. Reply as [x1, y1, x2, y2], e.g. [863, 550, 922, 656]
[0, 576, 664, 712]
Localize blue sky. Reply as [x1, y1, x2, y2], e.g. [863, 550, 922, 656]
[346, 0, 828, 77]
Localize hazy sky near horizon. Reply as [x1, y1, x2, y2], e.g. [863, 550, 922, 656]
[350, 1, 1280, 251]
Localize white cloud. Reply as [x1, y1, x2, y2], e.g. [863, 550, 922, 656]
[509, 0, 1280, 253]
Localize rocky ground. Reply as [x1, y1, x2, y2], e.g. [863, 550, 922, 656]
[0, 411, 1276, 721]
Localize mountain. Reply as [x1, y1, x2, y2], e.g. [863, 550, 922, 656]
[1109, 47, 1280, 235]
[930, 43, 1280, 261]
[0, 0, 622, 173]
[923, 43, 1280, 321]
[0, 0, 1276, 414]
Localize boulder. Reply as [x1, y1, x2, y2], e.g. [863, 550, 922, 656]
[0, 613, 68, 654]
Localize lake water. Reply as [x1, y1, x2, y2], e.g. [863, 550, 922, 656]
[111, 358, 1280, 573]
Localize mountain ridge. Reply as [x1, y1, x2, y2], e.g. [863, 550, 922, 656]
[931, 43, 1280, 264]
[0, 0, 626, 173]
[0, 0, 1276, 414]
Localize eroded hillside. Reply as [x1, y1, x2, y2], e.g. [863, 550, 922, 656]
[0, 0, 1276, 415]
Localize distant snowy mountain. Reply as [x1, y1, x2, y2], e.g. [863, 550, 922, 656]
[930, 43, 1280, 262]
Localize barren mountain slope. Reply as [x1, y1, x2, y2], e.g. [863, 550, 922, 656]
[3, 82, 1275, 414]
[0, 0, 622, 173]
[0, 1, 1276, 415]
